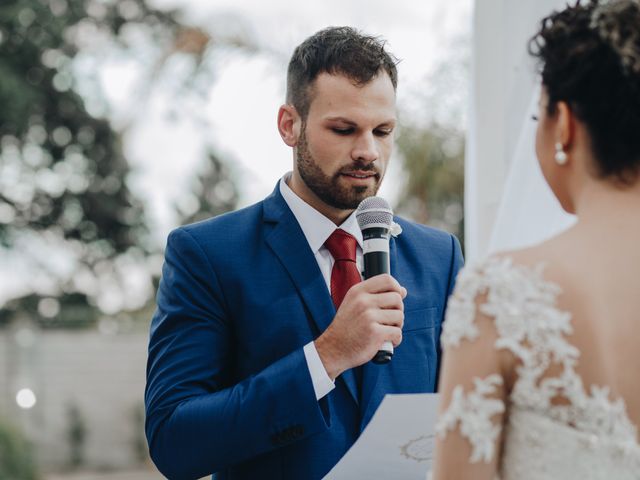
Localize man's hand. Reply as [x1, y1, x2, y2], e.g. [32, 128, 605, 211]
[314, 274, 407, 380]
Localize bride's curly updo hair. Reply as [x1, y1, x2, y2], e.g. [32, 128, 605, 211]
[529, 0, 640, 183]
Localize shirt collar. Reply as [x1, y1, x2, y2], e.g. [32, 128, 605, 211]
[279, 173, 363, 254]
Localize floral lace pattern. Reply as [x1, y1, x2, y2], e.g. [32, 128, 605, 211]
[436, 374, 505, 462]
[436, 257, 640, 477]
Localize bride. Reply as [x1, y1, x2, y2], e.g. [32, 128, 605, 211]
[431, 1, 640, 478]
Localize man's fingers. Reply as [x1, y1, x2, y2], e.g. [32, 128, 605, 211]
[360, 274, 405, 295]
[377, 324, 403, 348]
[375, 309, 404, 328]
[374, 291, 404, 311]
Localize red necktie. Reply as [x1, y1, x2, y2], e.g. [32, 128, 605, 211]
[324, 229, 361, 309]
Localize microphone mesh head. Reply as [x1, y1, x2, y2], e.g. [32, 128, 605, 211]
[356, 196, 394, 230]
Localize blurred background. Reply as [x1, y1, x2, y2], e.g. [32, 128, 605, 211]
[0, 0, 471, 478]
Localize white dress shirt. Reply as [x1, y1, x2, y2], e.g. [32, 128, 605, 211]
[279, 174, 364, 400]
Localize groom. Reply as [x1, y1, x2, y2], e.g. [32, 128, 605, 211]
[145, 26, 463, 480]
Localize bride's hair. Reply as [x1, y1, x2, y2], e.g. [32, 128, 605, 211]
[529, 0, 640, 184]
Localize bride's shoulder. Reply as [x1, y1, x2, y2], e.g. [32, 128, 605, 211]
[454, 249, 551, 294]
[457, 237, 571, 292]
[444, 245, 571, 349]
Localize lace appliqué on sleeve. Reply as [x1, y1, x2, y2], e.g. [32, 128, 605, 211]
[436, 257, 576, 464]
[436, 374, 505, 462]
[435, 259, 512, 464]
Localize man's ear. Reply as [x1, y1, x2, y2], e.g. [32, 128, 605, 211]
[278, 104, 301, 147]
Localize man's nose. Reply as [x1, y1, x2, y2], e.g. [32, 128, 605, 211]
[351, 132, 378, 164]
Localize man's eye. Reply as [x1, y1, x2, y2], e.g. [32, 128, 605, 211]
[332, 128, 354, 135]
[375, 129, 392, 137]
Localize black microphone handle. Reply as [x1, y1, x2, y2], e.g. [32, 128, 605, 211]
[362, 229, 393, 364]
[363, 251, 390, 278]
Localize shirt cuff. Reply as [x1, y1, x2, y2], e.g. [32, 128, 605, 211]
[303, 341, 335, 400]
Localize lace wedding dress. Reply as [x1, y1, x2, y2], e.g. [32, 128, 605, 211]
[433, 257, 640, 479]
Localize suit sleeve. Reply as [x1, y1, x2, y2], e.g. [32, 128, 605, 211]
[145, 228, 330, 480]
[445, 234, 464, 299]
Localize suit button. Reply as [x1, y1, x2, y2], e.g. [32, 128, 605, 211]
[271, 425, 305, 446]
[270, 433, 283, 446]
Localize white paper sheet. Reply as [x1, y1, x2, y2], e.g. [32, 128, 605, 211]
[324, 393, 440, 480]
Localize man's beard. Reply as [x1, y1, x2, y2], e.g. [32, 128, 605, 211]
[296, 126, 382, 210]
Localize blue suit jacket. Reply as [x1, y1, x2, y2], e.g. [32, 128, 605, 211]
[145, 184, 463, 480]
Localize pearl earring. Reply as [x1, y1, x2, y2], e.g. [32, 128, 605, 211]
[555, 142, 567, 165]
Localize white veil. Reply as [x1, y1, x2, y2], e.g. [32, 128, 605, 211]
[466, 0, 576, 261]
[488, 84, 576, 253]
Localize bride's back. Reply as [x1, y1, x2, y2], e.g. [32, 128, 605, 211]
[512, 216, 640, 438]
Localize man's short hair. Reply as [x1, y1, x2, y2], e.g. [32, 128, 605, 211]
[286, 26, 399, 119]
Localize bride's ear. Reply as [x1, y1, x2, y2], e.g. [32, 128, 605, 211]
[555, 101, 574, 150]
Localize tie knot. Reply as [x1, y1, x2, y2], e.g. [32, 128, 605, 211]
[324, 229, 357, 262]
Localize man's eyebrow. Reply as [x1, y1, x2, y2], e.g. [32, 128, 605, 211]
[324, 116, 357, 125]
[324, 116, 396, 126]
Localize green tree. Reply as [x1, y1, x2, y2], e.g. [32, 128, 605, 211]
[66, 402, 87, 468]
[395, 123, 465, 248]
[0, 420, 39, 480]
[0, 0, 179, 251]
[394, 32, 468, 252]
[0, 0, 249, 325]
[178, 152, 239, 226]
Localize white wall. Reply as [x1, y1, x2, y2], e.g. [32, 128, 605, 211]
[0, 329, 150, 471]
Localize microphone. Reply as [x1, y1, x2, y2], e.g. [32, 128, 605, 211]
[356, 196, 395, 365]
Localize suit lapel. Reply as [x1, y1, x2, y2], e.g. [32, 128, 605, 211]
[262, 184, 359, 405]
[359, 234, 399, 421]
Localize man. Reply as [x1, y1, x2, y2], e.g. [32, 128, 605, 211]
[145, 26, 463, 480]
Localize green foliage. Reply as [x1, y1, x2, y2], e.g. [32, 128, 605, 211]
[178, 152, 239, 226]
[0, 0, 246, 324]
[0, 292, 98, 329]
[66, 403, 87, 468]
[0, 420, 39, 480]
[394, 31, 469, 253]
[0, 0, 172, 251]
[395, 123, 465, 251]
